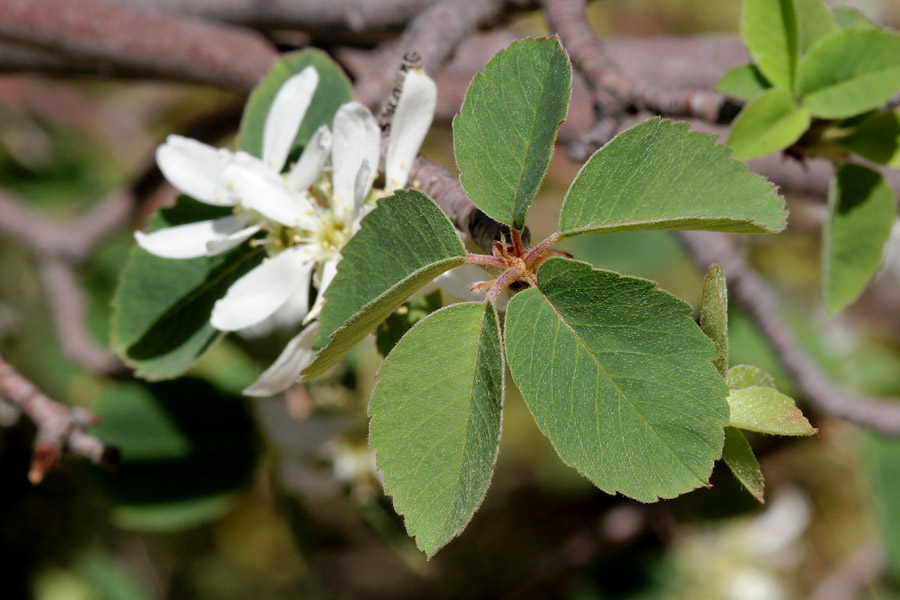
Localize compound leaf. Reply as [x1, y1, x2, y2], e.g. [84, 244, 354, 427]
[722, 427, 765, 502]
[798, 29, 900, 118]
[370, 302, 503, 557]
[111, 198, 264, 380]
[505, 258, 729, 502]
[559, 118, 787, 237]
[823, 163, 897, 313]
[727, 88, 811, 160]
[303, 190, 466, 379]
[237, 49, 352, 160]
[453, 37, 571, 230]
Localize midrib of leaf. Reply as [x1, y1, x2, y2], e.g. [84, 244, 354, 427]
[541, 289, 711, 486]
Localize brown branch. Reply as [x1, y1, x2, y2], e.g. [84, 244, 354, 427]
[0, 350, 118, 483]
[0, 0, 278, 90]
[678, 231, 900, 435]
[543, 0, 740, 123]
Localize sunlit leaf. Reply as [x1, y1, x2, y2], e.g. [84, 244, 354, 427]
[727, 88, 810, 160]
[453, 37, 571, 229]
[370, 302, 503, 557]
[726, 364, 777, 390]
[716, 63, 772, 101]
[727, 386, 816, 436]
[505, 258, 728, 502]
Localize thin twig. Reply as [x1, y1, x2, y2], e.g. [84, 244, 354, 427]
[0, 350, 119, 483]
[678, 231, 900, 435]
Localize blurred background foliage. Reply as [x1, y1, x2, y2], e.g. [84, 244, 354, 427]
[2, 1, 900, 598]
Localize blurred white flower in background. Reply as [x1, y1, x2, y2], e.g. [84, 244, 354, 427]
[134, 65, 438, 396]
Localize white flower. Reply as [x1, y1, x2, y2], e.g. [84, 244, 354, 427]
[135, 65, 439, 397]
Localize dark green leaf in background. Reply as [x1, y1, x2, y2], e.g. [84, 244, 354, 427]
[304, 190, 466, 380]
[722, 427, 765, 502]
[370, 302, 503, 557]
[559, 119, 787, 237]
[505, 258, 729, 502]
[836, 110, 900, 167]
[716, 64, 772, 101]
[453, 37, 571, 230]
[237, 49, 352, 160]
[823, 163, 897, 314]
[727, 88, 811, 160]
[111, 198, 264, 380]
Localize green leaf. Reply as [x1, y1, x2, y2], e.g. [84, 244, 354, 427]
[727, 386, 816, 435]
[89, 379, 257, 531]
[505, 258, 729, 502]
[798, 29, 900, 118]
[726, 365, 776, 390]
[237, 49, 352, 160]
[303, 190, 466, 379]
[836, 110, 900, 166]
[700, 264, 729, 376]
[823, 163, 897, 313]
[558, 118, 787, 237]
[741, 0, 799, 88]
[111, 198, 264, 380]
[833, 7, 876, 31]
[716, 64, 772, 101]
[453, 37, 571, 230]
[727, 88, 811, 160]
[370, 302, 503, 557]
[375, 290, 443, 357]
[722, 427, 765, 502]
[741, 0, 838, 90]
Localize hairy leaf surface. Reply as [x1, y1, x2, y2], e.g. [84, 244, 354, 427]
[722, 427, 765, 502]
[727, 387, 816, 436]
[453, 37, 571, 229]
[505, 258, 729, 502]
[823, 164, 896, 314]
[559, 119, 786, 237]
[303, 190, 466, 379]
[370, 302, 503, 557]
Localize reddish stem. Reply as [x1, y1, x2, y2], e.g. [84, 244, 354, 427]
[525, 233, 561, 266]
[465, 253, 506, 268]
[488, 266, 523, 300]
[511, 228, 526, 257]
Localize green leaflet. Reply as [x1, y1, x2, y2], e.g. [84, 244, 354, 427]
[727, 88, 811, 161]
[111, 198, 264, 380]
[741, 0, 838, 90]
[370, 302, 503, 557]
[798, 29, 900, 118]
[375, 290, 443, 357]
[726, 364, 777, 390]
[303, 190, 466, 379]
[699, 264, 729, 376]
[726, 386, 816, 436]
[453, 37, 571, 230]
[237, 49, 352, 160]
[722, 427, 765, 502]
[505, 258, 729, 502]
[716, 63, 772, 101]
[836, 110, 900, 167]
[833, 7, 876, 31]
[823, 163, 897, 314]
[558, 118, 787, 237]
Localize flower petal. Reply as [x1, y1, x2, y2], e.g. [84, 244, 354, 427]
[239, 263, 313, 339]
[211, 246, 314, 331]
[305, 254, 340, 323]
[156, 136, 234, 205]
[286, 124, 332, 193]
[262, 66, 319, 173]
[332, 102, 379, 217]
[134, 216, 253, 259]
[205, 223, 262, 255]
[385, 69, 437, 191]
[225, 164, 318, 229]
[242, 323, 319, 397]
[433, 264, 491, 301]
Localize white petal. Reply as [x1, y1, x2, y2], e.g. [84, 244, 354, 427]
[353, 161, 372, 215]
[225, 164, 317, 229]
[239, 264, 313, 338]
[305, 254, 341, 323]
[205, 223, 262, 255]
[286, 125, 332, 193]
[385, 69, 436, 191]
[262, 67, 319, 172]
[332, 102, 380, 217]
[242, 324, 319, 397]
[134, 216, 252, 259]
[433, 264, 491, 301]
[156, 136, 234, 205]
[211, 246, 314, 331]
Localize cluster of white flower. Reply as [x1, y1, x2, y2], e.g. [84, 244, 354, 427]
[135, 65, 438, 396]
